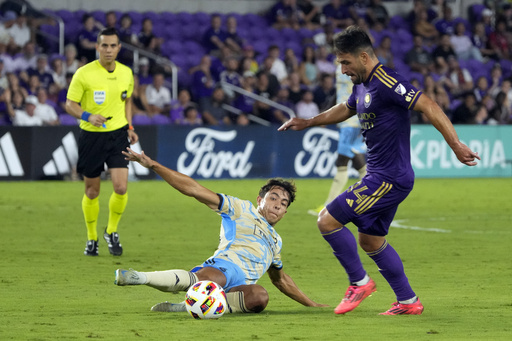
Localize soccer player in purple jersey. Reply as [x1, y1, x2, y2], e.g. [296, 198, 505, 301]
[278, 26, 480, 316]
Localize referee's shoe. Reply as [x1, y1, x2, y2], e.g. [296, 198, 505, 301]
[103, 228, 123, 256]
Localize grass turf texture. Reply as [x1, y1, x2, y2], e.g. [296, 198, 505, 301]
[1, 178, 511, 340]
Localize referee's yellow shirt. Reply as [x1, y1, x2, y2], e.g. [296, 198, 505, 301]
[67, 60, 134, 132]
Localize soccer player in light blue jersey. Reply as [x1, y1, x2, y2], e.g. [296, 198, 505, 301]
[114, 147, 327, 314]
[279, 25, 480, 315]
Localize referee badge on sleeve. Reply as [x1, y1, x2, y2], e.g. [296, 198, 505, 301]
[121, 90, 127, 101]
[94, 91, 106, 105]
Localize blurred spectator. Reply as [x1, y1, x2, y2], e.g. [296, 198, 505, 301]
[77, 14, 100, 63]
[432, 34, 456, 73]
[451, 92, 478, 124]
[7, 72, 27, 98]
[253, 72, 275, 123]
[239, 45, 259, 74]
[176, 105, 203, 126]
[8, 92, 42, 126]
[145, 72, 171, 117]
[313, 73, 335, 111]
[315, 45, 336, 75]
[7, 12, 31, 54]
[0, 59, 7, 89]
[313, 22, 336, 52]
[472, 22, 497, 61]
[268, 0, 302, 30]
[13, 41, 37, 73]
[287, 71, 307, 104]
[348, 0, 371, 23]
[488, 91, 512, 124]
[0, 10, 16, 49]
[284, 47, 299, 75]
[137, 17, 162, 55]
[57, 72, 73, 114]
[233, 70, 257, 116]
[480, 8, 493, 36]
[202, 14, 227, 57]
[27, 54, 54, 89]
[489, 19, 510, 60]
[299, 45, 318, 86]
[298, 0, 321, 29]
[25, 74, 41, 95]
[219, 55, 242, 100]
[473, 104, 489, 125]
[375, 35, 394, 69]
[272, 87, 294, 123]
[406, 0, 437, 29]
[225, 15, 244, 55]
[170, 88, 196, 123]
[50, 56, 66, 89]
[444, 56, 473, 98]
[295, 89, 319, 119]
[200, 86, 231, 125]
[366, 0, 389, 31]
[267, 45, 288, 83]
[136, 57, 153, 86]
[473, 75, 492, 106]
[63, 43, 80, 74]
[35, 86, 59, 125]
[119, 14, 137, 45]
[450, 21, 483, 61]
[413, 8, 438, 46]
[322, 0, 353, 29]
[104, 10, 117, 29]
[488, 63, 503, 98]
[434, 4, 456, 35]
[189, 54, 215, 103]
[131, 74, 149, 116]
[258, 57, 280, 97]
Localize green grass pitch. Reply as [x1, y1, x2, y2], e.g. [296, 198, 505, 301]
[1, 178, 511, 340]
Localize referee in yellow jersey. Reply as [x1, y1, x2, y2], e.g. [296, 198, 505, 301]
[66, 27, 138, 256]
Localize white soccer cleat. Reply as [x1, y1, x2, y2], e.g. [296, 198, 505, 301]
[114, 268, 140, 286]
[151, 301, 187, 312]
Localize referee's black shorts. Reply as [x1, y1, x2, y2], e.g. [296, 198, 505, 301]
[77, 125, 130, 178]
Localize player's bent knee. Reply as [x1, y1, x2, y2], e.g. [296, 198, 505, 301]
[246, 289, 269, 313]
[317, 209, 341, 233]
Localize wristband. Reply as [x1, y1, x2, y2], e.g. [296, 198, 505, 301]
[128, 125, 134, 131]
[81, 111, 92, 122]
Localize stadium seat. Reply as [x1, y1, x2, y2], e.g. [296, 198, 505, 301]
[152, 114, 171, 125]
[59, 114, 78, 126]
[132, 115, 152, 125]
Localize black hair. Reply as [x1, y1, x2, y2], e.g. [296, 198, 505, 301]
[333, 25, 374, 56]
[97, 27, 120, 42]
[259, 178, 297, 206]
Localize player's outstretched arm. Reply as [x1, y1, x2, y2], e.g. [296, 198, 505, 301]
[414, 94, 480, 166]
[122, 147, 220, 209]
[267, 267, 328, 307]
[278, 102, 355, 132]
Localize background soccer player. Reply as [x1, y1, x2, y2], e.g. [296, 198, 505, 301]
[115, 147, 327, 314]
[65, 28, 138, 256]
[279, 25, 480, 315]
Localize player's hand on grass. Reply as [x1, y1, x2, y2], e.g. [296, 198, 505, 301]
[453, 142, 480, 166]
[122, 147, 154, 169]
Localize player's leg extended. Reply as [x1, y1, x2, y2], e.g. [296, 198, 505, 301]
[319, 203, 375, 314]
[82, 176, 101, 241]
[107, 168, 128, 234]
[115, 268, 199, 292]
[360, 234, 423, 315]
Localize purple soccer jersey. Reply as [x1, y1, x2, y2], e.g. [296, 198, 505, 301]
[327, 63, 422, 236]
[346, 63, 421, 191]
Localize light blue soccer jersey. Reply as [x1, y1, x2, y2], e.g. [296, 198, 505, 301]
[211, 193, 283, 285]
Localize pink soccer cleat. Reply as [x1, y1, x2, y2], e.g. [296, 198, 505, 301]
[334, 278, 377, 314]
[380, 299, 424, 315]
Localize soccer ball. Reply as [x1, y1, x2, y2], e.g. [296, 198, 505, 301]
[185, 281, 227, 319]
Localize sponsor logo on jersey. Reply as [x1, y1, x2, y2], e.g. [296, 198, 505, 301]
[405, 89, 416, 102]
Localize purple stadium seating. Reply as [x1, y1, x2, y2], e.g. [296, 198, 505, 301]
[59, 114, 78, 126]
[132, 115, 152, 125]
[152, 114, 171, 125]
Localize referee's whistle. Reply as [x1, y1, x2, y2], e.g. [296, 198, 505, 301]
[102, 116, 113, 128]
